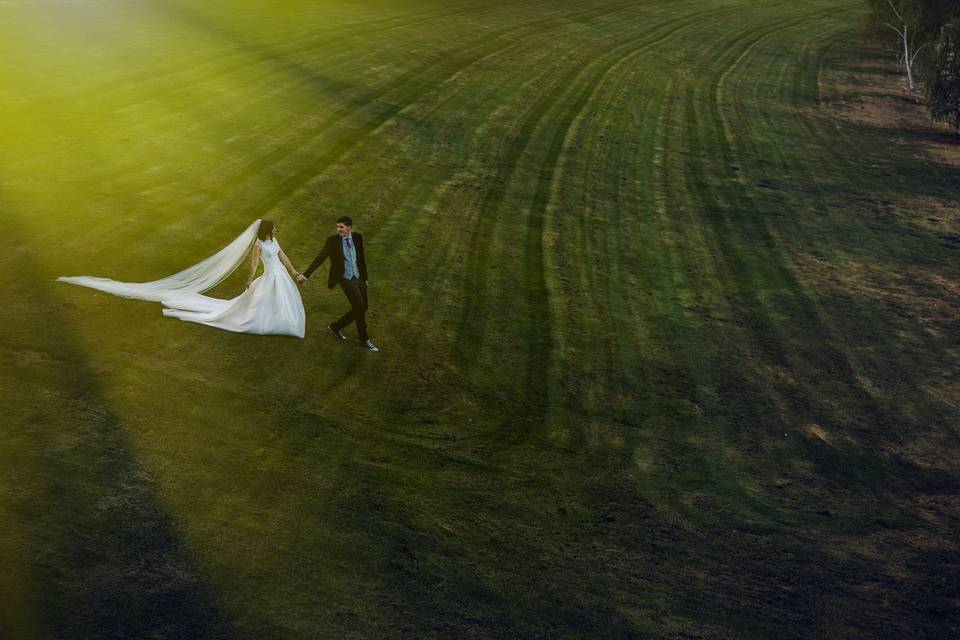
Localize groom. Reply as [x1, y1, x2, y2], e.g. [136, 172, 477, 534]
[299, 216, 379, 352]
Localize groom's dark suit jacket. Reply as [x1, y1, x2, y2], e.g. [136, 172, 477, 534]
[303, 233, 368, 289]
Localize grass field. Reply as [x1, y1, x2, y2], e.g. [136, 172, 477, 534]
[1, 0, 958, 638]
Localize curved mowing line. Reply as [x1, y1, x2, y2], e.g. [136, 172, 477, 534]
[675, 6, 916, 512]
[272, 40, 581, 403]
[73, 1, 561, 190]
[514, 0, 800, 429]
[687, 7, 868, 402]
[706, 10, 854, 304]
[319, 12, 635, 386]
[753, 21, 910, 404]
[55, 3, 645, 292]
[712, 6, 848, 167]
[68, 1, 642, 244]
[227, 1, 645, 220]
[358, 5, 720, 420]
[80, 0, 532, 105]
[549, 35, 679, 438]
[96, 2, 634, 199]
[603, 66, 678, 456]
[532, 5, 856, 509]
[151, 0, 539, 105]
[453, 2, 781, 385]
[63, 1, 562, 192]
[690, 11, 834, 264]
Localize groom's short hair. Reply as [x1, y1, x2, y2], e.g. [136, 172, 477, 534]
[337, 216, 353, 227]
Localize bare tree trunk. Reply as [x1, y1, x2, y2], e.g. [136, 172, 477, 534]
[884, 2, 928, 100]
[904, 23, 914, 94]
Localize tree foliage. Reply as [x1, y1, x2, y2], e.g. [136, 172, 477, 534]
[925, 21, 960, 132]
[865, 1, 960, 128]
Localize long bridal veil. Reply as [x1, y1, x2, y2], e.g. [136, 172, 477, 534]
[57, 219, 261, 302]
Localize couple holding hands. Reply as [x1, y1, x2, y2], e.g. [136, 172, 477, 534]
[59, 216, 379, 352]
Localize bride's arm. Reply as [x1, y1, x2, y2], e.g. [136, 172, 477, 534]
[246, 242, 261, 288]
[278, 249, 302, 281]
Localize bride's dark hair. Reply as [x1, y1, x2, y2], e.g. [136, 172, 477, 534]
[257, 220, 275, 241]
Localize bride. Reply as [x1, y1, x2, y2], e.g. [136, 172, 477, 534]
[58, 219, 306, 338]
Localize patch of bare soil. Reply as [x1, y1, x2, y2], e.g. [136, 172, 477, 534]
[926, 138, 960, 169]
[825, 55, 960, 240]
[907, 195, 960, 238]
[791, 53, 960, 480]
[792, 253, 959, 326]
[817, 54, 960, 315]
[792, 249, 960, 464]
[830, 58, 960, 163]
[830, 59, 941, 131]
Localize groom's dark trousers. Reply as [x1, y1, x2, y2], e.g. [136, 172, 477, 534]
[335, 277, 369, 342]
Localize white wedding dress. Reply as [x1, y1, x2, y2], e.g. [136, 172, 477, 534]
[58, 219, 306, 338]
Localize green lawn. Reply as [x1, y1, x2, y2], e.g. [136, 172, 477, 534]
[1, 1, 957, 638]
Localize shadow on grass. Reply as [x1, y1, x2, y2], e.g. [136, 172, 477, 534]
[2, 199, 240, 640]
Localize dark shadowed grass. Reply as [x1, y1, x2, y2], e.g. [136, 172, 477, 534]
[0, 202, 240, 640]
[1, 1, 958, 638]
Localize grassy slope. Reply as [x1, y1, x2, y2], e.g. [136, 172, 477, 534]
[1, 0, 957, 638]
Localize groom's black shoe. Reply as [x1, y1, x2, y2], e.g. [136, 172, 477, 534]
[328, 323, 347, 340]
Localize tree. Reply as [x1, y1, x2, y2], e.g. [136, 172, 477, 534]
[879, 0, 933, 96]
[925, 21, 960, 133]
[865, 1, 960, 129]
